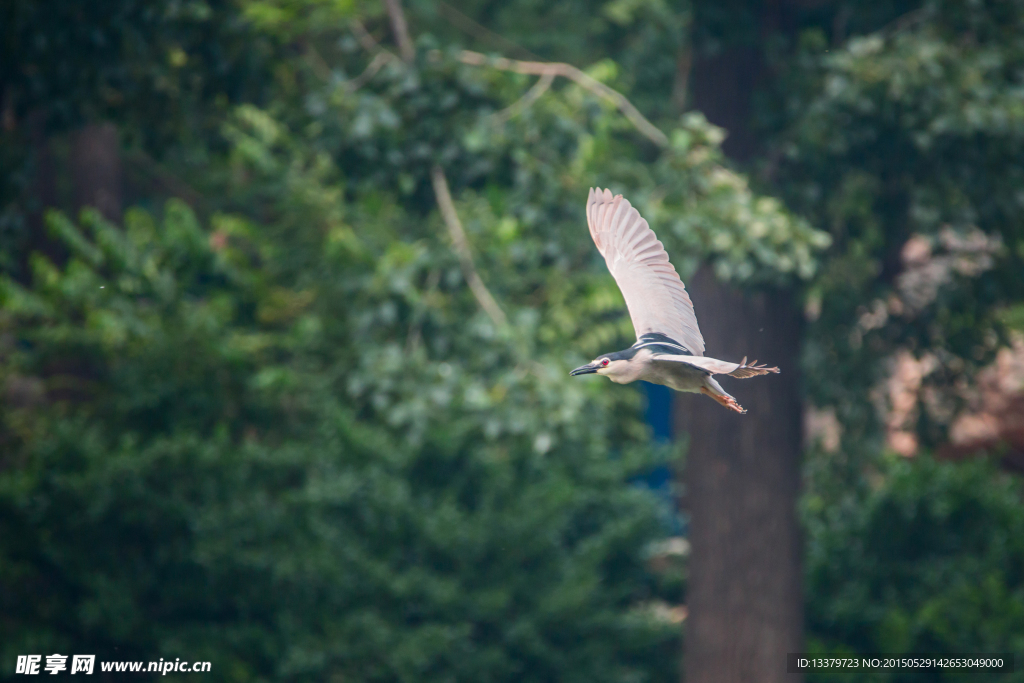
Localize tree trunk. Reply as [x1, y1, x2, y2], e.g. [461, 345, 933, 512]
[686, 46, 761, 160]
[676, 268, 803, 683]
[14, 120, 122, 281]
[71, 122, 123, 223]
[679, 7, 805, 676]
[18, 110, 60, 281]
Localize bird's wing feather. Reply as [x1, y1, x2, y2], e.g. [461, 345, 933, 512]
[652, 355, 732, 375]
[587, 188, 705, 356]
[649, 355, 713, 376]
[654, 354, 779, 377]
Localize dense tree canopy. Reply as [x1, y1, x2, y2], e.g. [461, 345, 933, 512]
[2, 0, 1023, 681]
[1, 1, 822, 681]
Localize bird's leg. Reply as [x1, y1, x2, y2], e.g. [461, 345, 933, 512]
[700, 386, 747, 414]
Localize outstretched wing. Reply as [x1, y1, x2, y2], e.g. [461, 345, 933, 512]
[654, 354, 779, 378]
[586, 188, 705, 356]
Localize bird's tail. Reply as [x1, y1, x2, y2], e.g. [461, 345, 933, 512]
[728, 356, 780, 379]
[700, 377, 747, 414]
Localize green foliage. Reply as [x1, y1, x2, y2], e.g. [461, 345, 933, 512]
[0, 203, 678, 682]
[0, 0, 834, 673]
[804, 455, 1024, 682]
[420, 0, 690, 122]
[760, 1, 1024, 662]
[0, 0, 274, 143]
[772, 0, 1024, 454]
[11, 0, 1024, 677]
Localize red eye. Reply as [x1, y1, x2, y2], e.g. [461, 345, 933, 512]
[601, 359, 610, 367]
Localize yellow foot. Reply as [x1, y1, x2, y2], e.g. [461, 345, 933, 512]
[700, 386, 747, 414]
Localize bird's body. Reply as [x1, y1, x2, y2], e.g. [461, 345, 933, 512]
[570, 189, 779, 413]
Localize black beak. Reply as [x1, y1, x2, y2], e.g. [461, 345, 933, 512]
[570, 362, 599, 377]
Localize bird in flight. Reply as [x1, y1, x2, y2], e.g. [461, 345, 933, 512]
[570, 188, 778, 414]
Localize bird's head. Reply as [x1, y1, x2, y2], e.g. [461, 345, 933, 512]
[570, 353, 634, 383]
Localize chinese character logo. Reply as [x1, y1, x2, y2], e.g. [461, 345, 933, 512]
[71, 656, 95, 675]
[15, 656, 41, 675]
[44, 655, 67, 675]
[15, 654, 95, 675]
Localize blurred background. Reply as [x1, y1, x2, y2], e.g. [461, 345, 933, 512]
[1, 0, 1023, 681]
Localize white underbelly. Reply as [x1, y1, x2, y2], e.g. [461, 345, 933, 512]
[642, 363, 708, 393]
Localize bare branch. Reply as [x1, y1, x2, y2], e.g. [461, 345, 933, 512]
[671, 45, 692, 115]
[430, 165, 508, 329]
[382, 0, 415, 63]
[124, 151, 204, 210]
[437, 2, 540, 61]
[350, 19, 383, 53]
[406, 268, 441, 354]
[303, 42, 333, 82]
[344, 32, 664, 148]
[492, 72, 554, 124]
[345, 20, 401, 91]
[345, 52, 393, 92]
[458, 50, 669, 148]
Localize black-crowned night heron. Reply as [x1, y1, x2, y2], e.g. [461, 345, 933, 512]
[570, 188, 779, 414]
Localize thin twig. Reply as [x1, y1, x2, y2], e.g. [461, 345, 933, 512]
[350, 19, 383, 53]
[345, 19, 401, 91]
[345, 52, 393, 92]
[437, 2, 541, 61]
[303, 42, 333, 81]
[123, 151, 205, 210]
[458, 50, 669, 148]
[347, 28, 666, 147]
[884, 7, 929, 37]
[382, 0, 415, 62]
[406, 268, 441, 354]
[671, 45, 692, 114]
[492, 72, 554, 124]
[430, 165, 508, 328]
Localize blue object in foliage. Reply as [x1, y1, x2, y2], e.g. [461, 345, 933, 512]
[641, 381, 686, 535]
